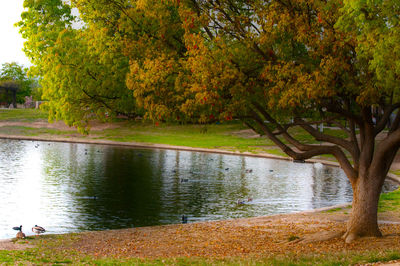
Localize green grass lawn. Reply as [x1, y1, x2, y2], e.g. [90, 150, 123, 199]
[95, 122, 273, 152]
[0, 109, 48, 121]
[0, 109, 280, 154]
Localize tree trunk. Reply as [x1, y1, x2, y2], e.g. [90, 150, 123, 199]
[343, 174, 384, 243]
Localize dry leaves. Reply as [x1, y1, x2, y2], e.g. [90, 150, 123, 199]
[55, 211, 400, 259]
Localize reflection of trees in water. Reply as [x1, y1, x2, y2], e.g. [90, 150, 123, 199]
[311, 165, 352, 209]
[0, 139, 26, 162]
[93, 147, 165, 228]
[31, 141, 359, 231]
[40, 144, 166, 229]
[155, 151, 254, 220]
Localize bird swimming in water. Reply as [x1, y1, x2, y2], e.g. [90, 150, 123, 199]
[182, 215, 188, 224]
[32, 225, 46, 235]
[237, 199, 246, 205]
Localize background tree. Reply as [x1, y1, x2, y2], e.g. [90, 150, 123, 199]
[0, 62, 36, 104]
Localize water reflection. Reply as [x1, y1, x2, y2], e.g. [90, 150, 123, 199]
[0, 139, 396, 239]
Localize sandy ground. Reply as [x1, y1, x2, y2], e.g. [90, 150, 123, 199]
[0, 239, 34, 250]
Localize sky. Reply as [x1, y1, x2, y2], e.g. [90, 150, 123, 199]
[0, 0, 30, 67]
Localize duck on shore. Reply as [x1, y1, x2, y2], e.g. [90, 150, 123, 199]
[32, 225, 46, 235]
[13, 225, 26, 239]
[16, 231, 26, 239]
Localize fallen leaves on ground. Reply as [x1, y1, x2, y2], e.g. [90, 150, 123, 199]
[53, 211, 400, 259]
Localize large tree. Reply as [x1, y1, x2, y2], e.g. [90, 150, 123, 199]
[129, 0, 400, 242]
[19, 0, 400, 242]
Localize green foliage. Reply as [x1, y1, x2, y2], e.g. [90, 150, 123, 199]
[17, 0, 140, 132]
[0, 62, 37, 103]
[337, 0, 400, 105]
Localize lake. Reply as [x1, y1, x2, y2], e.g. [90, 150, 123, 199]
[0, 138, 396, 239]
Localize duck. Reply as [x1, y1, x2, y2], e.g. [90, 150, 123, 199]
[12, 225, 22, 232]
[32, 225, 46, 235]
[16, 231, 26, 239]
[182, 215, 188, 224]
[237, 199, 246, 205]
[13, 225, 25, 239]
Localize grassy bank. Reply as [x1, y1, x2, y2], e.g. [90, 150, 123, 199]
[0, 109, 48, 121]
[0, 109, 288, 156]
[0, 109, 342, 158]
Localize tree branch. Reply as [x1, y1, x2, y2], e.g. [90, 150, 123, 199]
[294, 117, 358, 160]
[249, 108, 357, 181]
[374, 103, 400, 135]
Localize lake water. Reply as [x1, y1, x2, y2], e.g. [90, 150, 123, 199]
[0, 139, 396, 239]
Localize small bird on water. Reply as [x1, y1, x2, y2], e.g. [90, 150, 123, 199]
[32, 225, 46, 235]
[181, 215, 188, 224]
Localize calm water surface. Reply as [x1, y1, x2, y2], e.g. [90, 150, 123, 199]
[0, 139, 396, 239]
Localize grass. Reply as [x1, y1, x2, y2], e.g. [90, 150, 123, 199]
[379, 188, 400, 211]
[323, 188, 400, 214]
[95, 122, 273, 152]
[0, 109, 280, 154]
[0, 109, 48, 121]
[0, 109, 355, 159]
[1, 237, 400, 265]
[0, 125, 76, 137]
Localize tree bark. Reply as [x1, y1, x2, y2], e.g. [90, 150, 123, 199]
[343, 172, 384, 243]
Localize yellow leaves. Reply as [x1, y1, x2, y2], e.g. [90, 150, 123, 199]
[135, 0, 147, 10]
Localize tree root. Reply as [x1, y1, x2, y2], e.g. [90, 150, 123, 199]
[342, 230, 383, 243]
